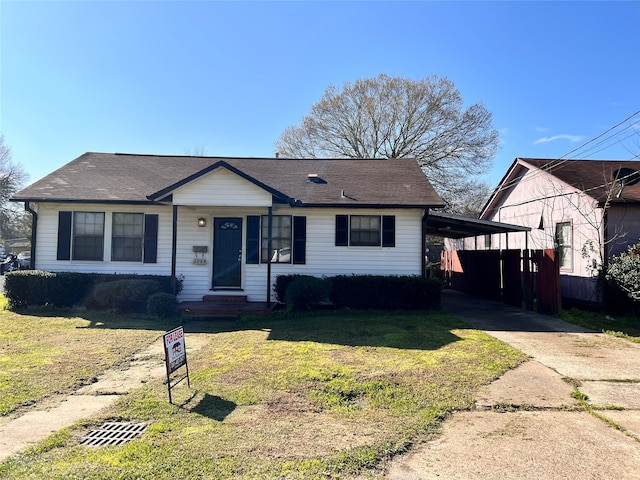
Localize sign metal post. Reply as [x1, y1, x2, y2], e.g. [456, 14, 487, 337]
[163, 326, 190, 404]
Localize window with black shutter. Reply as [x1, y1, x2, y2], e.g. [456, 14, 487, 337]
[335, 214, 396, 247]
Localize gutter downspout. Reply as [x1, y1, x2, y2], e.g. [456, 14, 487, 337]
[25, 202, 37, 268]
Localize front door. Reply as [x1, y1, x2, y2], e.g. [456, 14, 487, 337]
[212, 217, 243, 288]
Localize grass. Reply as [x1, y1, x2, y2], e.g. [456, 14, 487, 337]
[557, 308, 640, 343]
[0, 306, 527, 479]
[0, 297, 178, 416]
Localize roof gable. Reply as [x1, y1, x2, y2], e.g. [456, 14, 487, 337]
[148, 161, 290, 204]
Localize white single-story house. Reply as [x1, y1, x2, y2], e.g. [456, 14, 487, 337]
[471, 157, 640, 306]
[12, 152, 446, 304]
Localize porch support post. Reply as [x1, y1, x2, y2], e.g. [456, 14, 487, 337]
[171, 205, 178, 295]
[266, 207, 273, 307]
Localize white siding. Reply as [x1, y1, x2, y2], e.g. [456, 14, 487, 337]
[245, 207, 425, 302]
[30, 202, 426, 304]
[179, 206, 425, 302]
[32, 202, 173, 276]
[172, 168, 272, 206]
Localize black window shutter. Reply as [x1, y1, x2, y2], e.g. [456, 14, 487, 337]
[335, 215, 348, 246]
[57, 211, 72, 260]
[246, 215, 260, 264]
[292, 216, 306, 264]
[382, 215, 395, 247]
[143, 214, 159, 263]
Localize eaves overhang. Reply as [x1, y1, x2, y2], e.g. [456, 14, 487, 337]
[10, 197, 159, 206]
[295, 202, 444, 209]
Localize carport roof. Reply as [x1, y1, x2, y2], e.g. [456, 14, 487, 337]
[426, 211, 531, 239]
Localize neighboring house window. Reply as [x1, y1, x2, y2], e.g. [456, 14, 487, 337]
[335, 215, 395, 247]
[73, 212, 105, 261]
[112, 213, 143, 261]
[555, 222, 572, 270]
[250, 215, 306, 264]
[485, 234, 492, 249]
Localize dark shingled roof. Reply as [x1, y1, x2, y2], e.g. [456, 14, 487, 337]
[12, 152, 444, 208]
[482, 158, 640, 219]
[518, 158, 640, 203]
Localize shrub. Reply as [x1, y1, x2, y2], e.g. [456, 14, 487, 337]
[285, 276, 332, 311]
[3, 271, 182, 309]
[274, 274, 441, 311]
[4, 270, 55, 309]
[274, 274, 312, 304]
[85, 279, 162, 313]
[606, 242, 640, 302]
[329, 275, 441, 310]
[146, 292, 178, 318]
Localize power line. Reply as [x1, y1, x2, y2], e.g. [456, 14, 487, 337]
[487, 109, 640, 201]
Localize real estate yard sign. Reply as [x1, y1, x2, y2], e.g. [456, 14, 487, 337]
[163, 326, 190, 403]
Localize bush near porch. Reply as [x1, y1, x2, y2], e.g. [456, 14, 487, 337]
[276, 274, 442, 311]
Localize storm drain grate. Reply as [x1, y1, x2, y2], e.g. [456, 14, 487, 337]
[80, 422, 148, 447]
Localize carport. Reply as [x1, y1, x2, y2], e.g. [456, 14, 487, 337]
[425, 211, 561, 314]
[425, 211, 530, 242]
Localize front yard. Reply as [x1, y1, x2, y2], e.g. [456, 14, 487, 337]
[0, 302, 526, 479]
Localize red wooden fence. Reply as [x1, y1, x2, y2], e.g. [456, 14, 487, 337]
[441, 248, 561, 313]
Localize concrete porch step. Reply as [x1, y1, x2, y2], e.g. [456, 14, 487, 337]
[178, 299, 272, 319]
[202, 294, 248, 304]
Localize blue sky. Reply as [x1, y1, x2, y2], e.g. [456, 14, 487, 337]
[1, 1, 639, 188]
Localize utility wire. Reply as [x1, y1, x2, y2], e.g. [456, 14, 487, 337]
[486, 109, 640, 201]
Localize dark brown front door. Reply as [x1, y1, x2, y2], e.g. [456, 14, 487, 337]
[213, 218, 242, 288]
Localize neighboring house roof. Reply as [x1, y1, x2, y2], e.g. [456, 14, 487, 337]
[482, 158, 640, 219]
[12, 152, 444, 209]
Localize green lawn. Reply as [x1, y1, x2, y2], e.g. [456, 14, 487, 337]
[558, 308, 640, 343]
[1, 305, 526, 479]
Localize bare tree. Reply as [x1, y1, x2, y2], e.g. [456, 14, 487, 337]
[0, 134, 30, 242]
[440, 179, 494, 217]
[275, 74, 500, 213]
[183, 144, 208, 156]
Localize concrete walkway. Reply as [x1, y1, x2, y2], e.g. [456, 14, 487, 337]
[388, 290, 640, 480]
[0, 333, 209, 461]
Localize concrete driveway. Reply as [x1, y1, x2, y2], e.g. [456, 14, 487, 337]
[388, 290, 640, 479]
